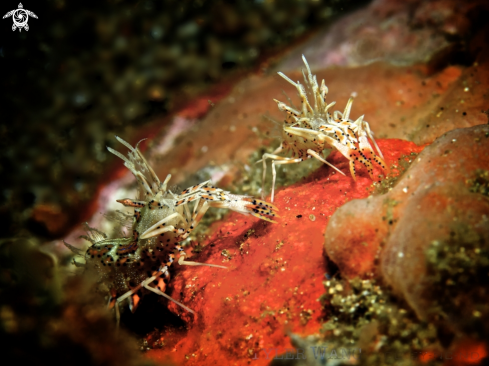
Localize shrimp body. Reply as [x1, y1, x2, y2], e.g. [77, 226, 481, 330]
[66, 137, 278, 323]
[260, 56, 386, 201]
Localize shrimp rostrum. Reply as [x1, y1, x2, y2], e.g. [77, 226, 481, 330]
[259, 55, 386, 201]
[65, 136, 278, 326]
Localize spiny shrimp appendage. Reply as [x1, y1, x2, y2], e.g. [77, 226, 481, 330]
[259, 55, 386, 202]
[65, 136, 279, 326]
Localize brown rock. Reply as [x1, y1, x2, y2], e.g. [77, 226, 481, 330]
[324, 124, 489, 337]
[278, 0, 488, 70]
[145, 54, 489, 187]
[322, 196, 388, 279]
[381, 125, 489, 337]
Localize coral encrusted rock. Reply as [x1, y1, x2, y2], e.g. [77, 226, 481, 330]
[324, 124, 489, 338]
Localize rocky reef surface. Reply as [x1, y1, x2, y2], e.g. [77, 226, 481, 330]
[3, 0, 489, 365]
[141, 139, 422, 365]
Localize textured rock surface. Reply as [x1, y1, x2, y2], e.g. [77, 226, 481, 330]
[278, 0, 489, 70]
[40, 1, 489, 364]
[381, 125, 489, 335]
[56, 57, 488, 256]
[324, 125, 489, 338]
[138, 138, 421, 365]
[144, 56, 489, 185]
[56, 1, 489, 255]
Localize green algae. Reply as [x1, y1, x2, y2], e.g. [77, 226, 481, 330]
[425, 223, 489, 338]
[382, 198, 400, 226]
[233, 140, 325, 198]
[318, 277, 441, 366]
[371, 153, 418, 196]
[309, 223, 489, 365]
[466, 169, 489, 197]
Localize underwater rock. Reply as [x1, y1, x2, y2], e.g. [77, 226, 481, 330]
[276, 61, 487, 147]
[324, 124, 489, 339]
[381, 125, 489, 337]
[323, 139, 425, 279]
[140, 138, 421, 365]
[141, 55, 489, 199]
[322, 194, 387, 279]
[278, 0, 489, 70]
[58, 4, 489, 252]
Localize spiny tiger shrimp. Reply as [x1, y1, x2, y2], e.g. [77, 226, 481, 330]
[259, 55, 386, 201]
[65, 137, 278, 326]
